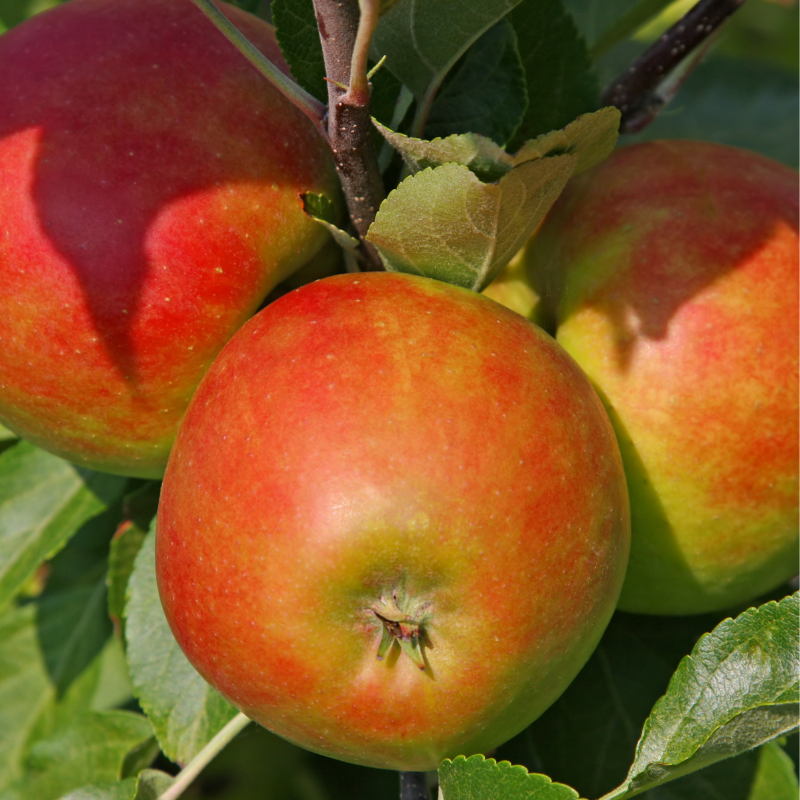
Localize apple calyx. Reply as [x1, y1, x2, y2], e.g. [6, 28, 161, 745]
[370, 591, 430, 671]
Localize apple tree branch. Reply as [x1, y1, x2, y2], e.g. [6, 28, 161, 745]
[313, 0, 386, 270]
[602, 0, 746, 133]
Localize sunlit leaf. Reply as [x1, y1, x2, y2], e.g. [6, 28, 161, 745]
[374, 106, 618, 182]
[439, 755, 582, 800]
[0, 711, 152, 800]
[0, 604, 102, 793]
[367, 157, 575, 291]
[0, 441, 126, 610]
[125, 525, 236, 765]
[600, 595, 799, 799]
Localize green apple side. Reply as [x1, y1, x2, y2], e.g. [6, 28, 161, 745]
[526, 140, 799, 615]
[156, 272, 631, 771]
[0, 0, 339, 478]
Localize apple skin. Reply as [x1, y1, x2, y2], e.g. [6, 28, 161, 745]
[0, 0, 339, 477]
[525, 140, 799, 615]
[156, 272, 630, 770]
[481, 248, 541, 322]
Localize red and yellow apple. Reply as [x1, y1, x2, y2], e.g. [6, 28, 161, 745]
[156, 272, 630, 770]
[525, 140, 799, 615]
[0, 0, 339, 477]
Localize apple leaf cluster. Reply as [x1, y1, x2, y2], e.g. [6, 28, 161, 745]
[366, 110, 619, 290]
[0, 0, 797, 797]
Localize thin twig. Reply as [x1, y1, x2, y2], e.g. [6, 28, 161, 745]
[158, 713, 252, 800]
[190, 0, 327, 135]
[601, 0, 746, 134]
[313, 0, 386, 269]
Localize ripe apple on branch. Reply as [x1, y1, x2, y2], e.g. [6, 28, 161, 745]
[0, 0, 340, 477]
[0, 0, 796, 799]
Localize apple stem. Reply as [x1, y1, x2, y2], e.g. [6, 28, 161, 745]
[189, 0, 327, 135]
[601, 0, 745, 133]
[313, 0, 386, 270]
[399, 771, 430, 800]
[157, 712, 252, 800]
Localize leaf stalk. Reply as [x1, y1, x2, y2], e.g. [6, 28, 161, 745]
[157, 712, 252, 800]
[190, 0, 327, 136]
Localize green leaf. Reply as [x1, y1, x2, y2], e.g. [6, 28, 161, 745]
[749, 740, 799, 800]
[107, 523, 148, 643]
[0, 711, 153, 800]
[54, 768, 174, 800]
[0, 491, 131, 793]
[497, 609, 727, 798]
[367, 157, 575, 291]
[425, 20, 527, 147]
[506, 0, 600, 149]
[39, 582, 112, 698]
[0, 604, 69, 792]
[613, 742, 797, 800]
[0, 440, 126, 610]
[0, 424, 16, 442]
[0, 604, 100, 793]
[370, 103, 621, 291]
[625, 55, 800, 170]
[370, 0, 523, 106]
[106, 483, 160, 642]
[272, 0, 326, 102]
[89, 639, 134, 714]
[438, 755, 582, 800]
[58, 779, 138, 800]
[302, 193, 360, 254]
[513, 106, 620, 174]
[600, 594, 800, 800]
[125, 524, 237, 765]
[372, 121, 513, 182]
[374, 106, 619, 182]
[39, 498, 125, 698]
[130, 769, 173, 800]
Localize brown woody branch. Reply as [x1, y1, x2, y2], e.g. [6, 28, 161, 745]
[313, 0, 385, 270]
[601, 0, 746, 134]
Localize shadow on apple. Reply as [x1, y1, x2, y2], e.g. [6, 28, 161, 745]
[0, 0, 338, 475]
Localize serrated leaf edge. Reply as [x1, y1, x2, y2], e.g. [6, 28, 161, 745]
[599, 594, 800, 800]
[439, 754, 585, 799]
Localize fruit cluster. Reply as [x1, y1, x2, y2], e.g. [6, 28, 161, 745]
[0, 0, 796, 775]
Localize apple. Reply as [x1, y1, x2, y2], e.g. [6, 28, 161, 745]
[0, 0, 339, 477]
[156, 272, 630, 770]
[481, 248, 541, 322]
[524, 140, 799, 615]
